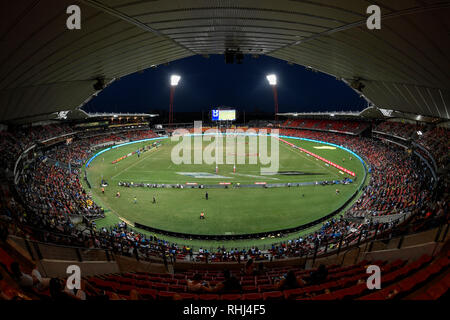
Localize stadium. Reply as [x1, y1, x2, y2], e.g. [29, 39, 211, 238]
[0, 0, 448, 308]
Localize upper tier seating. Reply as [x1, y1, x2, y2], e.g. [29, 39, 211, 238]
[281, 118, 370, 135]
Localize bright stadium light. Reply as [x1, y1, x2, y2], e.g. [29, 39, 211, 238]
[266, 74, 277, 86]
[170, 74, 181, 86]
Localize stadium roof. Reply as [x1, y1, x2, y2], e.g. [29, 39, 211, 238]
[1, 0, 450, 123]
[279, 107, 445, 123]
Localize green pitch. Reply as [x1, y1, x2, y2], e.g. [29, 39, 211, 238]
[84, 135, 366, 242]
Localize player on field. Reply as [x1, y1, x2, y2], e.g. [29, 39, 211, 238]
[200, 212, 205, 219]
[152, 196, 156, 204]
[205, 192, 208, 200]
[134, 196, 137, 204]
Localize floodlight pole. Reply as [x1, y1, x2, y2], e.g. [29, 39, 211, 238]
[169, 85, 175, 126]
[266, 74, 278, 122]
[271, 85, 279, 122]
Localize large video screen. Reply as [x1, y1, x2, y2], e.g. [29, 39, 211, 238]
[212, 109, 236, 121]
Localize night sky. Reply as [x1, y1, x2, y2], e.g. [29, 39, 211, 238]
[83, 55, 367, 115]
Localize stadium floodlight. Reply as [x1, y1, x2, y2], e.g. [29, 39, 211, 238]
[266, 74, 277, 86]
[170, 74, 181, 86]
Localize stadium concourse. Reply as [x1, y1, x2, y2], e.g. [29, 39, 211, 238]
[0, 117, 448, 301]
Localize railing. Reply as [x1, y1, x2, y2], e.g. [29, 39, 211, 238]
[8, 235, 115, 263]
[186, 220, 449, 267]
[2, 211, 447, 270]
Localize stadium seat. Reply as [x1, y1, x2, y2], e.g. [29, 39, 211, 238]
[152, 283, 169, 291]
[283, 288, 304, 300]
[263, 291, 283, 300]
[177, 292, 199, 300]
[242, 285, 258, 293]
[169, 284, 185, 292]
[157, 291, 177, 300]
[241, 280, 255, 286]
[198, 294, 220, 300]
[242, 293, 263, 300]
[221, 294, 242, 301]
[117, 284, 136, 295]
[136, 288, 157, 299]
[258, 284, 277, 292]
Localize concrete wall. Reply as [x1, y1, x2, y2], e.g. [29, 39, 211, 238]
[360, 242, 442, 263]
[37, 259, 120, 278]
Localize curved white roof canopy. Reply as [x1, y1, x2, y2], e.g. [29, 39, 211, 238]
[1, 0, 449, 123]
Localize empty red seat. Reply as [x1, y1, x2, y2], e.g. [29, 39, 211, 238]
[424, 283, 448, 299]
[93, 280, 120, 292]
[258, 284, 276, 292]
[241, 280, 255, 286]
[398, 278, 418, 292]
[357, 290, 386, 300]
[242, 293, 263, 300]
[256, 279, 270, 285]
[310, 293, 336, 300]
[221, 294, 242, 301]
[150, 277, 163, 282]
[263, 291, 283, 300]
[158, 291, 177, 300]
[242, 286, 258, 293]
[137, 288, 157, 299]
[117, 284, 136, 295]
[165, 278, 178, 284]
[134, 279, 149, 288]
[152, 283, 169, 291]
[169, 284, 186, 292]
[159, 273, 172, 278]
[198, 294, 220, 300]
[178, 292, 198, 300]
[283, 288, 304, 300]
[302, 285, 321, 294]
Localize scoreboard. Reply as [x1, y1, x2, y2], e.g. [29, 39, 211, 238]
[212, 109, 236, 121]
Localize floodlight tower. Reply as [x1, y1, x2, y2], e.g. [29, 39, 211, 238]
[169, 75, 181, 126]
[266, 74, 278, 122]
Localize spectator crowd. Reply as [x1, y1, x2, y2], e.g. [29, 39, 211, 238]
[0, 122, 447, 263]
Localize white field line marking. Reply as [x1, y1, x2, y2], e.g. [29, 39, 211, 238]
[231, 172, 280, 180]
[279, 141, 341, 178]
[110, 146, 163, 180]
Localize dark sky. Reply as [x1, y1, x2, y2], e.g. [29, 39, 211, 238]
[82, 54, 367, 114]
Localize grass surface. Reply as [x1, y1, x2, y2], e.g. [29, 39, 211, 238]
[83, 135, 366, 248]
